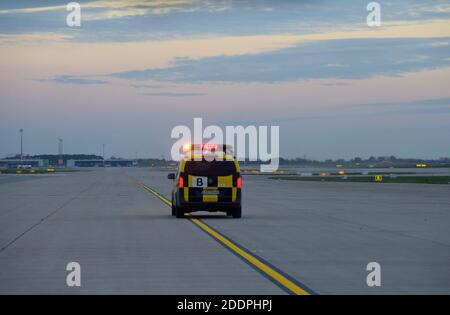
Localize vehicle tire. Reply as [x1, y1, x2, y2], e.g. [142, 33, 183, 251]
[231, 206, 242, 219]
[176, 207, 184, 218]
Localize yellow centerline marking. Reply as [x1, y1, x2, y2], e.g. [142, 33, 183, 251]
[137, 180, 312, 295]
[189, 217, 310, 295]
[141, 184, 172, 206]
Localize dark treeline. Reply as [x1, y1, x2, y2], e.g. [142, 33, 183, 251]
[241, 156, 450, 168]
[5, 154, 103, 165]
[4, 154, 450, 168]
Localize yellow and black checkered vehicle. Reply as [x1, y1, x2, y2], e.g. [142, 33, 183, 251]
[167, 147, 242, 219]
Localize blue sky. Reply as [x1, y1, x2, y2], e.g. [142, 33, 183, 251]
[0, 0, 450, 159]
[111, 38, 450, 82]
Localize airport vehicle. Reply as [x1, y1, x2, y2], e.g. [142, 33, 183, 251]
[17, 165, 32, 170]
[167, 144, 242, 219]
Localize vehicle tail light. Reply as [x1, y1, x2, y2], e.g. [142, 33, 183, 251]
[179, 177, 184, 188]
[237, 176, 242, 189]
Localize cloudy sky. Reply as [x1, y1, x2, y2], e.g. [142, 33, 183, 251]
[0, 0, 449, 159]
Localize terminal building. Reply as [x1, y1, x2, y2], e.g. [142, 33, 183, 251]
[67, 159, 136, 167]
[0, 158, 135, 168]
[0, 159, 48, 169]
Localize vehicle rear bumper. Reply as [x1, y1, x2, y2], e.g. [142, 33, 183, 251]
[175, 189, 241, 212]
[179, 201, 241, 212]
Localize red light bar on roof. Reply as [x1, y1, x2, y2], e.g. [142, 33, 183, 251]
[181, 144, 233, 154]
[202, 143, 217, 150]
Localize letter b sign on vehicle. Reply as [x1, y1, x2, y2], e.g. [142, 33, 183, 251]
[192, 176, 207, 187]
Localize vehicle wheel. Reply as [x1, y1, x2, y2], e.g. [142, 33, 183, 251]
[231, 206, 242, 219]
[171, 203, 176, 216]
[176, 207, 184, 218]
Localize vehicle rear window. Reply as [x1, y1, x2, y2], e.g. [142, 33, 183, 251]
[184, 160, 236, 176]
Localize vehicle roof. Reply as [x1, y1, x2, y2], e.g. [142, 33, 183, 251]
[179, 154, 240, 172]
[181, 153, 236, 161]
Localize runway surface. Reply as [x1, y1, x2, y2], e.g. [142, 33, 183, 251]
[0, 168, 449, 294]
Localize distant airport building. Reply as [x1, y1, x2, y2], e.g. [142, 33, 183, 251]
[67, 159, 135, 167]
[0, 159, 48, 169]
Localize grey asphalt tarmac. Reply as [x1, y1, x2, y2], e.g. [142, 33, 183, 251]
[1, 168, 449, 294]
